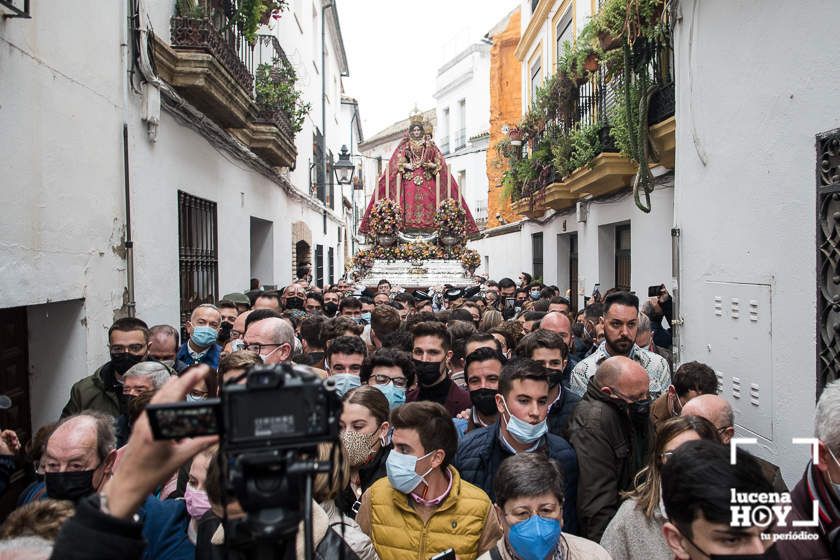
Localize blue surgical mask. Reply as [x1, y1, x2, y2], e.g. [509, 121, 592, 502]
[508, 514, 562, 560]
[186, 393, 206, 403]
[331, 373, 361, 397]
[374, 382, 406, 409]
[361, 312, 372, 323]
[190, 325, 218, 348]
[501, 396, 547, 444]
[385, 449, 433, 494]
[529, 290, 541, 301]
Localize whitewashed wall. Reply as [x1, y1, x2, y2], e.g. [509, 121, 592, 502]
[673, 0, 840, 484]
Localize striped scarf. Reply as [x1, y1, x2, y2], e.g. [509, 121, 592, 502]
[805, 461, 840, 546]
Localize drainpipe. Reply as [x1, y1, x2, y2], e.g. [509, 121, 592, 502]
[123, 124, 136, 318]
[321, 2, 331, 212]
[122, 0, 136, 317]
[349, 108, 358, 256]
[670, 227, 682, 365]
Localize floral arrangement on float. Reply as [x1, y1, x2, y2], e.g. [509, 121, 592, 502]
[460, 249, 481, 275]
[434, 199, 467, 243]
[368, 199, 401, 247]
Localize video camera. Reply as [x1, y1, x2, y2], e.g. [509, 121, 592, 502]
[147, 363, 342, 559]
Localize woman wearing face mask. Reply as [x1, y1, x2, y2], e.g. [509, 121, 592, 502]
[480, 453, 610, 560]
[184, 446, 217, 544]
[599, 415, 721, 560]
[184, 364, 219, 400]
[360, 348, 415, 410]
[335, 386, 391, 519]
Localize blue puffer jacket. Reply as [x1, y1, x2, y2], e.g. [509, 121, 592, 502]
[137, 496, 194, 560]
[452, 421, 579, 535]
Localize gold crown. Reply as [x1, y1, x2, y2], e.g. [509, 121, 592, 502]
[409, 112, 425, 127]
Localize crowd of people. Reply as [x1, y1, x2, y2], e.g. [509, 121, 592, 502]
[0, 271, 837, 559]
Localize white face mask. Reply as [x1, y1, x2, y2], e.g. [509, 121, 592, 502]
[826, 445, 840, 497]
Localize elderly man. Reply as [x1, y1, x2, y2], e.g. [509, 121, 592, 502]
[681, 394, 786, 492]
[567, 355, 652, 541]
[148, 324, 186, 372]
[772, 380, 840, 558]
[568, 291, 671, 399]
[41, 412, 117, 502]
[122, 362, 171, 399]
[62, 317, 150, 418]
[282, 283, 307, 311]
[177, 303, 222, 369]
[243, 316, 294, 365]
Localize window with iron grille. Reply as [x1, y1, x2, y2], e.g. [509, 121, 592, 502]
[328, 247, 334, 285]
[178, 191, 219, 329]
[615, 224, 631, 291]
[532, 233, 544, 281]
[315, 245, 324, 288]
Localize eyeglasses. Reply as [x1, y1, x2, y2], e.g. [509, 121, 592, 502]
[109, 344, 146, 354]
[189, 389, 208, 399]
[245, 343, 283, 354]
[503, 507, 560, 524]
[370, 374, 408, 388]
[660, 451, 675, 462]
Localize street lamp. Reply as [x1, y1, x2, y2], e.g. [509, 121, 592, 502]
[333, 145, 355, 186]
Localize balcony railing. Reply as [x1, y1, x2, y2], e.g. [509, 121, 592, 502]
[454, 128, 466, 150]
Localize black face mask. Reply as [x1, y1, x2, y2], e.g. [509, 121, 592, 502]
[470, 388, 499, 416]
[413, 359, 443, 387]
[630, 398, 652, 419]
[110, 352, 144, 375]
[285, 297, 304, 310]
[323, 302, 339, 316]
[45, 468, 98, 502]
[218, 322, 233, 343]
[547, 369, 564, 389]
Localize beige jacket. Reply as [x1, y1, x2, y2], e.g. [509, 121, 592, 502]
[476, 533, 612, 560]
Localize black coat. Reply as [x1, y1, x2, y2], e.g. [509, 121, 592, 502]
[452, 421, 579, 535]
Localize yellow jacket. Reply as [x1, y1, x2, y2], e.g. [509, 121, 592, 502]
[357, 465, 501, 560]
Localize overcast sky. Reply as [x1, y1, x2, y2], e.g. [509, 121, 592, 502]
[336, 0, 518, 138]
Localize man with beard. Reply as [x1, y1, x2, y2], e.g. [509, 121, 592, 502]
[62, 318, 150, 418]
[568, 292, 670, 399]
[215, 300, 239, 347]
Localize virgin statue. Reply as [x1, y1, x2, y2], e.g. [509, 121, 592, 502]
[359, 112, 478, 235]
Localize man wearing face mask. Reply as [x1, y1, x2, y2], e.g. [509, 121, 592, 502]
[453, 358, 579, 534]
[323, 289, 342, 317]
[62, 318, 151, 418]
[242, 316, 294, 365]
[177, 304, 223, 369]
[569, 292, 671, 399]
[281, 283, 307, 311]
[567, 355, 652, 541]
[662, 440, 774, 560]
[406, 321, 471, 417]
[356, 401, 502, 560]
[453, 347, 506, 437]
[325, 336, 367, 398]
[360, 348, 415, 410]
[216, 300, 239, 347]
[515, 331, 580, 439]
[649, 361, 718, 430]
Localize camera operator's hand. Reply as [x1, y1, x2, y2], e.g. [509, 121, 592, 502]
[0, 429, 20, 456]
[104, 366, 218, 520]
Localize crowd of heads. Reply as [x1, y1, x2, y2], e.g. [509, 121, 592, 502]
[0, 271, 834, 560]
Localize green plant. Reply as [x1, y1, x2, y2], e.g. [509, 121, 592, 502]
[569, 123, 602, 171]
[232, 0, 289, 44]
[608, 76, 643, 162]
[255, 59, 311, 133]
[175, 0, 205, 17]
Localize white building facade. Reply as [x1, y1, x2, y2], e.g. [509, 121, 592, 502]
[434, 42, 492, 227]
[0, 0, 359, 443]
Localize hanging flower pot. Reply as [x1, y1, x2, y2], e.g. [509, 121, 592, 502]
[598, 30, 622, 51]
[584, 52, 600, 73]
[508, 126, 523, 146]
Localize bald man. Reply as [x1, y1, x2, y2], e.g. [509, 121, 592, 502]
[242, 316, 294, 365]
[567, 356, 653, 541]
[681, 394, 787, 492]
[41, 412, 116, 502]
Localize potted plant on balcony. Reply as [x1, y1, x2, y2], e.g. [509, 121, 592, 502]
[233, 0, 289, 44]
[254, 59, 311, 134]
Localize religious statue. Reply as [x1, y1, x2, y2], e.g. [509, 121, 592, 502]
[359, 112, 478, 235]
